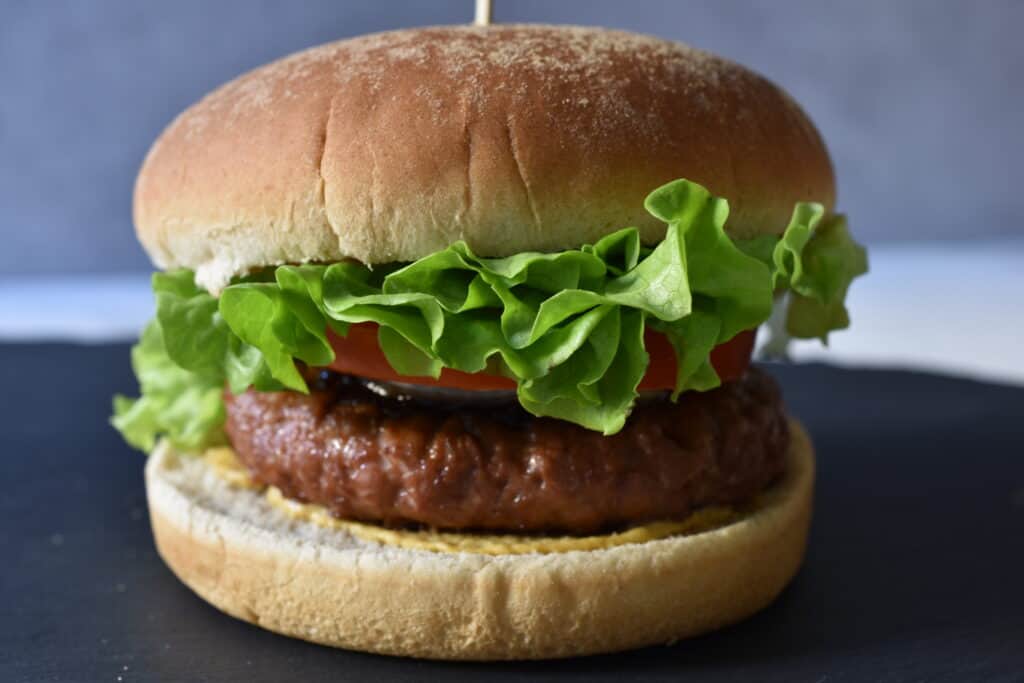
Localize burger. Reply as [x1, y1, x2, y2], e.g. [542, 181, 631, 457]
[112, 25, 867, 660]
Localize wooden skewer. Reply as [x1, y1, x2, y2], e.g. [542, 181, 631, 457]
[474, 0, 492, 26]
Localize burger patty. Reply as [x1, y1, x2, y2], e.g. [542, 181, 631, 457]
[223, 368, 789, 535]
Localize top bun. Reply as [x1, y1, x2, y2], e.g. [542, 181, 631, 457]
[134, 25, 835, 292]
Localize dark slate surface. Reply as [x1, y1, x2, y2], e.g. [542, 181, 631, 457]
[2, 343, 1022, 682]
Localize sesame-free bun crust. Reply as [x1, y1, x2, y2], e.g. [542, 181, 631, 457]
[144, 418, 814, 660]
[134, 25, 835, 292]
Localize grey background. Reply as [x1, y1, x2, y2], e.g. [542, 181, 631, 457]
[2, 0, 1021, 276]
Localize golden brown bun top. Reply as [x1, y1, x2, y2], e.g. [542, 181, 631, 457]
[134, 24, 835, 292]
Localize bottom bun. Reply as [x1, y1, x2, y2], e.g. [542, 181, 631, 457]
[145, 418, 814, 660]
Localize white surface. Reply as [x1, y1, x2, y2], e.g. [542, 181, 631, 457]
[0, 274, 153, 342]
[0, 243, 1021, 385]
[787, 241, 1023, 386]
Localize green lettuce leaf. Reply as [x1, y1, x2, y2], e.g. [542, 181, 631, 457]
[113, 177, 868, 450]
[738, 203, 869, 342]
[784, 215, 869, 341]
[111, 321, 225, 452]
[644, 179, 775, 396]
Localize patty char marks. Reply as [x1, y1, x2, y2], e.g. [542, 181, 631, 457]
[223, 368, 789, 534]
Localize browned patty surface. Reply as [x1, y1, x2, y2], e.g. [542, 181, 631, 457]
[223, 368, 789, 534]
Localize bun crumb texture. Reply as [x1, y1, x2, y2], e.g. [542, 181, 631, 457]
[134, 25, 835, 292]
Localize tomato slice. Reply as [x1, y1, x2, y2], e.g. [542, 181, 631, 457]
[638, 328, 755, 390]
[325, 325, 516, 391]
[325, 324, 755, 392]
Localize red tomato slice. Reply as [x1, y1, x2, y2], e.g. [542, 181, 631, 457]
[638, 328, 755, 390]
[325, 325, 516, 390]
[325, 324, 755, 392]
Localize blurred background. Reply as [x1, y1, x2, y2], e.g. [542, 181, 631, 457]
[1, 0, 1021, 382]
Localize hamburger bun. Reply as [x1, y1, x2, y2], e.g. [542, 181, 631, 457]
[133, 25, 835, 292]
[144, 419, 814, 660]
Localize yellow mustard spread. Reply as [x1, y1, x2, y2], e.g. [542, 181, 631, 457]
[203, 446, 741, 555]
